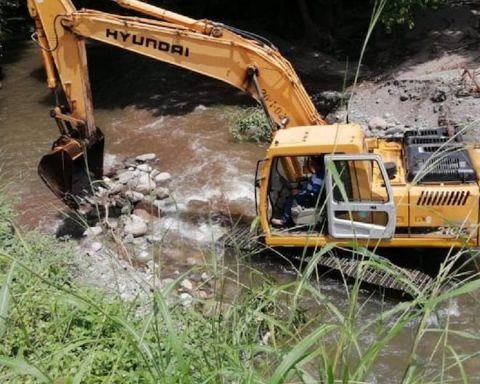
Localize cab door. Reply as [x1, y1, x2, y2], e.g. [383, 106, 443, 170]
[325, 154, 396, 239]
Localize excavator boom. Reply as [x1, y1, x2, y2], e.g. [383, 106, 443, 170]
[28, 0, 325, 204]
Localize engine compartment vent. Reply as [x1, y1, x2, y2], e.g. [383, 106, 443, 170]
[417, 190, 470, 206]
[404, 129, 477, 184]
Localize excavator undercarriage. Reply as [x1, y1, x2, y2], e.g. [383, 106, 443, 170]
[221, 226, 437, 298]
[28, 0, 480, 297]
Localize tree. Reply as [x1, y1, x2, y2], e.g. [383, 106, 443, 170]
[378, 0, 446, 28]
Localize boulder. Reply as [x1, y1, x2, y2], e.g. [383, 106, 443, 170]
[154, 172, 171, 184]
[123, 214, 148, 237]
[123, 233, 134, 244]
[133, 208, 153, 222]
[83, 226, 103, 237]
[179, 292, 193, 307]
[124, 190, 144, 203]
[91, 242, 103, 252]
[137, 164, 153, 172]
[146, 235, 163, 244]
[136, 153, 156, 162]
[116, 170, 138, 185]
[128, 173, 156, 194]
[156, 187, 170, 200]
[136, 198, 162, 217]
[368, 116, 388, 131]
[134, 250, 152, 263]
[180, 279, 194, 291]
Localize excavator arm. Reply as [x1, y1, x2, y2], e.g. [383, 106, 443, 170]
[27, 0, 325, 204]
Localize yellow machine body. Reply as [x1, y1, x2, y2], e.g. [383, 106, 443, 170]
[28, 0, 480, 250]
[259, 125, 480, 248]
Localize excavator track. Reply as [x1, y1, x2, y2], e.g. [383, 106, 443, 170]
[309, 254, 433, 297]
[220, 227, 434, 297]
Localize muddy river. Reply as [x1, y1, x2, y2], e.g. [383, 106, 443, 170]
[1, 41, 479, 382]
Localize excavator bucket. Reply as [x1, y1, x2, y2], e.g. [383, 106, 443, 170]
[38, 131, 104, 207]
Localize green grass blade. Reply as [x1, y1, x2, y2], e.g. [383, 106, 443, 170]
[447, 346, 469, 384]
[110, 315, 154, 360]
[298, 368, 318, 384]
[73, 354, 94, 384]
[270, 324, 336, 384]
[428, 279, 480, 307]
[425, 329, 480, 341]
[0, 356, 53, 383]
[0, 261, 16, 339]
[154, 292, 189, 380]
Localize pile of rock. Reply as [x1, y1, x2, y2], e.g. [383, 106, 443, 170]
[77, 153, 171, 240]
[72, 153, 216, 305]
[69, 152, 181, 271]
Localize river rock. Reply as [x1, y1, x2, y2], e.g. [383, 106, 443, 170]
[91, 242, 103, 252]
[136, 198, 162, 217]
[128, 173, 156, 194]
[154, 172, 171, 184]
[124, 190, 144, 203]
[120, 200, 133, 215]
[103, 177, 126, 194]
[83, 226, 103, 237]
[134, 250, 152, 263]
[117, 170, 138, 185]
[132, 237, 147, 246]
[136, 153, 156, 162]
[194, 104, 207, 112]
[180, 278, 194, 291]
[368, 116, 388, 131]
[440, 29, 465, 44]
[105, 217, 119, 229]
[146, 235, 163, 244]
[194, 290, 210, 300]
[123, 214, 148, 237]
[156, 187, 170, 200]
[137, 164, 153, 172]
[123, 233, 134, 244]
[179, 292, 193, 307]
[201, 272, 211, 282]
[133, 208, 153, 222]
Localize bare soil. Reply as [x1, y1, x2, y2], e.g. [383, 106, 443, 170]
[292, 2, 480, 139]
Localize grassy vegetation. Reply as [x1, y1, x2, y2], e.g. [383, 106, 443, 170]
[1, 191, 480, 383]
[227, 107, 272, 144]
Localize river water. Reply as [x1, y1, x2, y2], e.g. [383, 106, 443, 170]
[1, 41, 479, 382]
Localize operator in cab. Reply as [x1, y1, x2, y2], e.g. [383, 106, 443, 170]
[272, 155, 325, 227]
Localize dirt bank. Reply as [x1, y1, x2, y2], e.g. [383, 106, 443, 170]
[325, 2, 480, 138]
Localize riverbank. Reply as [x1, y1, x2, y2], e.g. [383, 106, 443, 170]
[1, 195, 480, 382]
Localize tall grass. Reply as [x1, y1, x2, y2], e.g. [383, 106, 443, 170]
[0, 189, 480, 382]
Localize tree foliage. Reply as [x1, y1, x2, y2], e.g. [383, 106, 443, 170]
[0, 0, 450, 48]
[377, 0, 447, 28]
[0, 1, 21, 41]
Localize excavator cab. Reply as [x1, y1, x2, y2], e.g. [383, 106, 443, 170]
[38, 128, 104, 207]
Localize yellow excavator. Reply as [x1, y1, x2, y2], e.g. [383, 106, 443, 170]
[28, 0, 480, 260]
